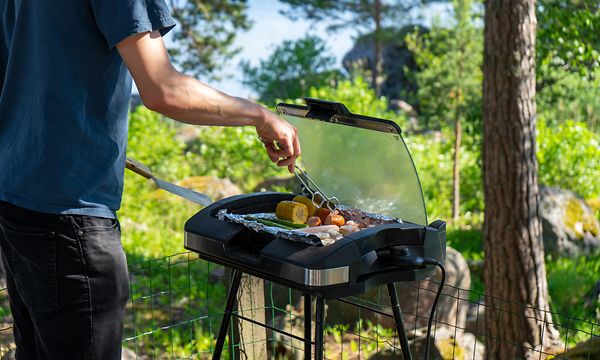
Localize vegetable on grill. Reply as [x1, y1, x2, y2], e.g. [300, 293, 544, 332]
[293, 195, 318, 216]
[245, 216, 308, 229]
[276, 201, 309, 224]
[269, 218, 308, 229]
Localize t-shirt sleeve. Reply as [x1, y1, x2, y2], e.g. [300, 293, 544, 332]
[90, 0, 177, 49]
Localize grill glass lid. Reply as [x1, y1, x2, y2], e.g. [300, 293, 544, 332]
[277, 98, 428, 226]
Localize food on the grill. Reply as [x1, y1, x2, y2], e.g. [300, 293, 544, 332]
[276, 201, 309, 224]
[293, 225, 339, 234]
[250, 218, 295, 230]
[269, 218, 309, 229]
[345, 220, 361, 228]
[324, 213, 345, 227]
[339, 224, 360, 236]
[307, 216, 322, 227]
[293, 195, 318, 216]
[316, 207, 332, 223]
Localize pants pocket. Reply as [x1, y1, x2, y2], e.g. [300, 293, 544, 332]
[1, 227, 57, 311]
[78, 223, 130, 313]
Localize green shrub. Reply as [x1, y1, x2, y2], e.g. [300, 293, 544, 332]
[538, 119, 600, 199]
[187, 126, 287, 192]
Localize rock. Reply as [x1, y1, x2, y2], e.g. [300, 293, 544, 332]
[175, 126, 200, 145]
[540, 186, 600, 257]
[553, 336, 600, 359]
[464, 301, 485, 336]
[177, 176, 242, 201]
[0, 349, 14, 360]
[342, 25, 427, 104]
[121, 347, 137, 360]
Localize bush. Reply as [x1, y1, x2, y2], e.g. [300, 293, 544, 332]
[538, 119, 600, 199]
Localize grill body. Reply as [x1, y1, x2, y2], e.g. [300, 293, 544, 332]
[184, 192, 446, 298]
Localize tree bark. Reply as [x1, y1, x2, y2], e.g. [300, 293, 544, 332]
[482, 0, 561, 359]
[373, 0, 383, 97]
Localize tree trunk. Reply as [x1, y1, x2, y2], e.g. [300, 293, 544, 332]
[373, 0, 383, 97]
[482, 0, 561, 359]
[452, 104, 462, 223]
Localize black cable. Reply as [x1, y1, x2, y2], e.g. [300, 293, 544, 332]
[423, 260, 446, 360]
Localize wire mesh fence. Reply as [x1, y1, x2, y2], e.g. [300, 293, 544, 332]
[0, 252, 598, 359]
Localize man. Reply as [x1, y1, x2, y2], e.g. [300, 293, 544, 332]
[0, 0, 300, 358]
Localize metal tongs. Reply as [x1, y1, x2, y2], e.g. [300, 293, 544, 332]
[293, 165, 340, 210]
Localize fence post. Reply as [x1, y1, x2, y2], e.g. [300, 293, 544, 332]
[237, 274, 267, 359]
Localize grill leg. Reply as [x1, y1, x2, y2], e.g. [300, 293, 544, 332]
[213, 270, 243, 360]
[314, 296, 325, 360]
[304, 294, 312, 360]
[387, 283, 413, 360]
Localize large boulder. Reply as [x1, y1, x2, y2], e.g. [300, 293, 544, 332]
[177, 176, 242, 201]
[540, 186, 600, 257]
[342, 25, 426, 103]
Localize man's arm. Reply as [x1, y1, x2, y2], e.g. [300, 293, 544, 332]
[116, 31, 300, 172]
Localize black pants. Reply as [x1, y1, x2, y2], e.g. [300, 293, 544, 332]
[0, 201, 129, 360]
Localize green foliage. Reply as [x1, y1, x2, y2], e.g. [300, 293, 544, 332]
[546, 253, 600, 345]
[168, 0, 251, 78]
[538, 68, 600, 132]
[537, 0, 600, 76]
[241, 36, 341, 104]
[537, 119, 600, 199]
[536, 0, 600, 132]
[406, 132, 484, 223]
[187, 126, 288, 192]
[405, 0, 483, 135]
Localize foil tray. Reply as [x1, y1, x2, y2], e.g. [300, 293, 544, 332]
[217, 207, 402, 247]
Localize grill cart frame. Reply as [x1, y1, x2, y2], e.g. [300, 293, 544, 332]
[184, 99, 446, 359]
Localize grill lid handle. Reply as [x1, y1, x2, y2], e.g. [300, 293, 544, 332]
[304, 97, 351, 120]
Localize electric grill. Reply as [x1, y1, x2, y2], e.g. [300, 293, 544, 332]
[184, 98, 447, 360]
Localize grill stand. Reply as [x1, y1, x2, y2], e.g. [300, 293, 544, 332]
[211, 270, 413, 360]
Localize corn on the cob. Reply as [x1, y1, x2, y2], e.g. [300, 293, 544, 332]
[292, 195, 318, 216]
[276, 201, 309, 224]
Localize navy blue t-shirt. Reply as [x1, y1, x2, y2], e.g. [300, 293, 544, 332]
[0, 0, 175, 218]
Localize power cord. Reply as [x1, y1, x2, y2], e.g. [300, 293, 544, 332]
[422, 259, 446, 360]
[377, 249, 446, 360]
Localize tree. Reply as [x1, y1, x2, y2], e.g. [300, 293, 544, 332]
[279, 0, 436, 97]
[241, 36, 340, 104]
[482, 0, 561, 358]
[536, 0, 600, 131]
[168, 0, 251, 79]
[406, 0, 482, 223]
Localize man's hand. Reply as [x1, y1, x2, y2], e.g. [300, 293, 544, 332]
[116, 31, 300, 172]
[254, 108, 301, 173]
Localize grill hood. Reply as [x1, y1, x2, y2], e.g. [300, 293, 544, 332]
[277, 98, 427, 226]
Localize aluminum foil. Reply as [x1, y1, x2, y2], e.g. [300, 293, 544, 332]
[217, 209, 325, 246]
[217, 205, 403, 247]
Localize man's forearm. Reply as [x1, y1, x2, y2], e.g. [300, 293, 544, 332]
[145, 70, 265, 127]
